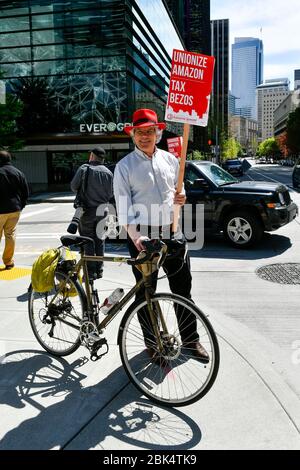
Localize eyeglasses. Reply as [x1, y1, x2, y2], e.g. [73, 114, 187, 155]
[134, 128, 157, 136]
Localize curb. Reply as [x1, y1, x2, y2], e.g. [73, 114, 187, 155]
[29, 196, 74, 204]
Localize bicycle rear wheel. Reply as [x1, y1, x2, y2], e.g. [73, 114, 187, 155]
[28, 271, 86, 356]
[119, 293, 219, 407]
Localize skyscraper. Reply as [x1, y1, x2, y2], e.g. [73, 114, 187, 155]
[295, 69, 300, 90]
[256, 78, 290, 142]
[211, 19, 229, 135]
[165, 0, 210, 55]
[232, 37, 263, 120]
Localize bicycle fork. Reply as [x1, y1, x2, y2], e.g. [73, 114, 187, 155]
[144, 287, 168, 353]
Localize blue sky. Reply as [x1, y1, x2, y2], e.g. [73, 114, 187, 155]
[211, 0, 300, 89]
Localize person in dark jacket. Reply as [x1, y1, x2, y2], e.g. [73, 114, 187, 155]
[70, 147, 113, 280]
[0, 150, 29, 269]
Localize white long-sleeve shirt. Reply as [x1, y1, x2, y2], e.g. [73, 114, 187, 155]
[113, 146, 180, 226]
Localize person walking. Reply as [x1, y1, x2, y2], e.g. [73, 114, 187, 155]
[113, 109, 209, 362]
[0, 150, 29, 270]
[70, 147, 113, 280]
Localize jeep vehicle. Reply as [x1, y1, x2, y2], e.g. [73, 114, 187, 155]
[222, 158, 243, 176]
[184, 161, 298, 248]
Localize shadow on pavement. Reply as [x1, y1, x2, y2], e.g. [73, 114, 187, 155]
[190, 233, 292, 260]
[0, 349, 201, 450]
[17, 292, 29, 302]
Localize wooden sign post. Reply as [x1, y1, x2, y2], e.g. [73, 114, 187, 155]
[173, 123, 190, 232]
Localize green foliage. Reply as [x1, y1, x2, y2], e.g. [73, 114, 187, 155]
[286, 107, 300, 153]
[221, 138, 242, 159]
[257, 138, 280, 157]
[188, 150, 206, 161]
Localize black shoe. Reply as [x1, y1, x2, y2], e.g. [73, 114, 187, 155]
[183, 341, 210, 363]
[5, 263, 14, 270]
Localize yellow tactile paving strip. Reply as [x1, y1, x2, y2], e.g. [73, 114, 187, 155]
[0, 266, 32, 280]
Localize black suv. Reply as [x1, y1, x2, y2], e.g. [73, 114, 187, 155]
[222, 158, 243, 176]
[183, 161, 298, 248]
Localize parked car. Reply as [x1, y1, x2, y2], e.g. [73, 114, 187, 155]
[292, 159, 300, 190]
[222, 159, 243, 176]
[183, 161, 298, 247]
[105, 160, 298, 248]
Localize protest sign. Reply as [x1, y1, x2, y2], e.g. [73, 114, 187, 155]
[165, 49, 215, 231]
[165, 49, 215, 127]
[167, 137, 182, 158]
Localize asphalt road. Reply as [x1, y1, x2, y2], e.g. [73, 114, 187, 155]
[243, 161, 294, 188]
[11, 161, 297, 266]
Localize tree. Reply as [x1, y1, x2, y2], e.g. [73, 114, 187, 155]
[286, 107, 300, 154]
[257, 138, 280, 158]
[11, 76, 73, 135]
[221, 138, 242, 160]
[276, 132, 294, 157]
[187, 150, 206, 161]
[0, 70, 24, 150]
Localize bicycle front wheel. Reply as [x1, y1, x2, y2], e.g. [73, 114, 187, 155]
[119, 293, 219, 407]
[28, 271, 86, 356]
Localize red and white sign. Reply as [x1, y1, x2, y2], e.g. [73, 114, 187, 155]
[167, 137, 182, 158]
[165, 49, 215, 127]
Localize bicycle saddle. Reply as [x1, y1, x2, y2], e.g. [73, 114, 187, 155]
[60, 235, 95, 248]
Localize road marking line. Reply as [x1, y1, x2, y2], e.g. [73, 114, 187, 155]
[16, 235, 60, 239]
[20, 207, 55, 219]
[250, 169, 290, 185]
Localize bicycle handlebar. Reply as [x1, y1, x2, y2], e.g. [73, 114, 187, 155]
[127, 239, 166, 266]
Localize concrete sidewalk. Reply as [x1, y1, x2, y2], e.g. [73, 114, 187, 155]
[0, 254, 300, 450]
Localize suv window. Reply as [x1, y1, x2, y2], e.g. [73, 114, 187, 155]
[199, 164, 237, 186]
[185, 165, 201, 184]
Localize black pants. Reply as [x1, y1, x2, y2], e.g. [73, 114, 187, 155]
[127, 235, 199, 347]
[79, 208, 104, 278]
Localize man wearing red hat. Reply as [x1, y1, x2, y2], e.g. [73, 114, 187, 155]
[113, 109, 209, 362]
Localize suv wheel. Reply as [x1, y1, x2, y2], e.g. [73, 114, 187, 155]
[223, 210, 263, 248]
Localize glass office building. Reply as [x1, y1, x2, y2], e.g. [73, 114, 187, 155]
[211, 19, 229, 135]
[0, 0, 184, 189]
[231, 37, 263, 120]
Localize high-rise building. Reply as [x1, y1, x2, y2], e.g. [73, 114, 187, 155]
[166, 0, 211, 150]
[211, 19, 229, 135]
[165, 0, 210, 55]
[232, 37, 263, 120]
[295, 69, 300, 90]
[228, 92, 238, 116]
[0, 0, 184, 190]
[274, 88, 300, 137]
[229, 115, 258, 155]
[256, 78, 290, 142]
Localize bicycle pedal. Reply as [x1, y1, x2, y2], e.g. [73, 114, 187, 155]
[90, 338, 108, 361]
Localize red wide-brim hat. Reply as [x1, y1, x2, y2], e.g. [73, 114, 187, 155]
[124, 108, 166, 134]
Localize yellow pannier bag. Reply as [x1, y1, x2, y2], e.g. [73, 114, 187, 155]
[31, 248, 60, 293]
[55, 247, 79, 297]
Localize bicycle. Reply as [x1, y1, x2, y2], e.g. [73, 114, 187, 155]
[28, 235, 219, 407]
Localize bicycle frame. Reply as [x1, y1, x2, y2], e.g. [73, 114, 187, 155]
[48, 252, 166, 351]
